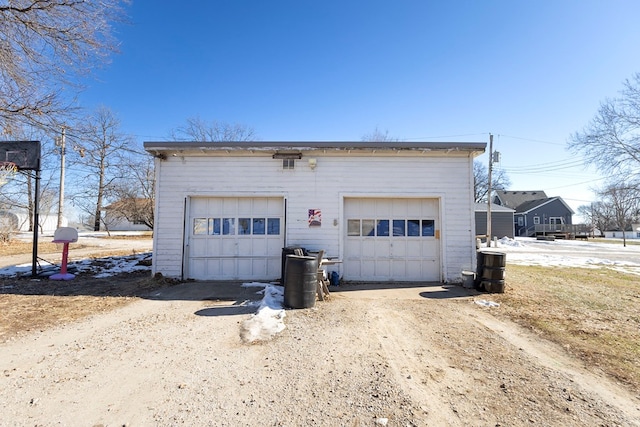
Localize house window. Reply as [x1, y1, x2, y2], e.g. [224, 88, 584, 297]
[283, 159, 295, 169]
[517, 217, 524, 227]
[533, 216, 540, 225]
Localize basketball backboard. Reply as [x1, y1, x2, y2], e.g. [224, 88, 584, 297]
[0, 141, 40, 170]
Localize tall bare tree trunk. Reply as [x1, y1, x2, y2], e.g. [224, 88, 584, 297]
[93, 156, 106, 231]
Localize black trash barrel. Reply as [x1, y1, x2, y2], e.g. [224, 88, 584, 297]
[479, 251, 506, 293]
[281, 247, 306, 284]
[284, 255, 318, 309]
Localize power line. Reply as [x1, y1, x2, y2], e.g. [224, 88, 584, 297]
[497, 134, 567, 146]
[543, 176, 607, 190]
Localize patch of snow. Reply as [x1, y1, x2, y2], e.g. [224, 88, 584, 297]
[475, 299, 500, 308]
[240, 283, 286, 343]
[0, 253, 151, 278]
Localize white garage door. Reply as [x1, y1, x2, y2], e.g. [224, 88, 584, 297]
[187, 197, 284, 280]
[344, 198, 440, 281]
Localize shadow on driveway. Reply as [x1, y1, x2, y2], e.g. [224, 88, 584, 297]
[330, 282, 478, 300]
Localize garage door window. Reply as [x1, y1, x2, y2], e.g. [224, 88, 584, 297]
[267, 218, 280, 235]
[193, 218, 208, 235]
[238, 218, 251, 235]
[193, 217, 281, 236]
[223, 218, 235, 235]
[253, 218, 265, 235]
[347, 218, 435, 237]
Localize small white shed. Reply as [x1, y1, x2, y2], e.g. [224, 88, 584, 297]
[144, 141, 486, 283]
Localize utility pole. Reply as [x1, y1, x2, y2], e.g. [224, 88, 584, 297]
[487, 133, 493, 247]
[56, 126, 66, 229]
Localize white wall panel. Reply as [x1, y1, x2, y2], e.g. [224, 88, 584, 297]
[152, 151, 476, 282]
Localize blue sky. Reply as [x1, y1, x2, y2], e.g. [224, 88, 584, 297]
[77, 1, 640, 216]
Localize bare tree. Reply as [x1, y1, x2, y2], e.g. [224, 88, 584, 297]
[577, 202, 613, 237]
[569, 73, 640, 179]
[108, 153, 155, 230]
[0, 0, 129, 133]
[361, 127, 400, 142]
[597, 182, 640, 246]
[170, 117, 257, 142]
[67, 107, 134, 231]
[473, 161, 511, 202]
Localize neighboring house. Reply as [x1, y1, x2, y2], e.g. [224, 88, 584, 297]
[103, 199, 153, 231]
[144, 141, 486, 283]
[475, 203, 515, 239]
[493, 190, 548, 209]
[0, 210, 67, 233]
[603, 224, 640, 239]
[493, 191, 574, 237]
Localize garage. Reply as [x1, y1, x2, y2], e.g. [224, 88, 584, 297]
[344, 198, 441, 281]
[186, 196, 284, 280]
[145, 141, 485, 282]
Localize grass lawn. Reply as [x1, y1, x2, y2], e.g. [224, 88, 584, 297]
[491, 265, 640, 392]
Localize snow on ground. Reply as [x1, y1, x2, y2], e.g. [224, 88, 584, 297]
[484, 237, 640, 275]
[239, 282, 286, 343]
[0, 253, 152, 278]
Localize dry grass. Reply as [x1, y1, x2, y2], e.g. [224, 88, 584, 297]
[491, 265, 640, 391]
[0, 271, 176, 343]
[0, 232, 152, 257]
[0, 240, 71, 257]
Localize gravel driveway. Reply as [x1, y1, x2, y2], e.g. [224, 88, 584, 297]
[1, 279, 638, 426]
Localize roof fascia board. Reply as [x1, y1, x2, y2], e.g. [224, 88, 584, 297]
[143, 141, 487, 154]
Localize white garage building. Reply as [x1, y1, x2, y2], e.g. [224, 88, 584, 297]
[144, 141, 485, 283]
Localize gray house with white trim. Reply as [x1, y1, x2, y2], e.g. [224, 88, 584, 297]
[493, 191, 573, 237]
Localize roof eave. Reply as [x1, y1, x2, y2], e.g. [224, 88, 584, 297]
[143, 140, 487, 156]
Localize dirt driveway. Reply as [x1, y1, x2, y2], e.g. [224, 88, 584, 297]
[1, 279, 638, 426]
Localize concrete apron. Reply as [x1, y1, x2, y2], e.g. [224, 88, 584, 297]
[149, 280, 477, 303]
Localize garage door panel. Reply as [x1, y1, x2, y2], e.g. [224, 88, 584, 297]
[237, 238, 254, 254]
[392, 242, 407, 257]
[392, 261, 406, 278]
[191, 239, 208, 256]
[375, 240, 391, 257]
[361, 241, 375, 257]
[374, 260, 390, 277]
[406, 240, 422, 253]
[421, 240, 438, 257]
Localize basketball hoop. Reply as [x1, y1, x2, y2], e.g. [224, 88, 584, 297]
[0, 162, 18, 186]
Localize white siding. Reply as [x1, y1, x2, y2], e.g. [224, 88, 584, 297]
[152, 151, 477, 282]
